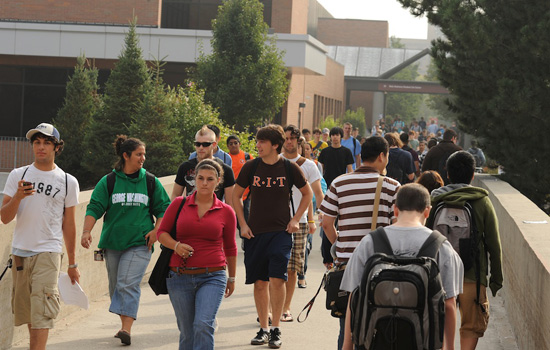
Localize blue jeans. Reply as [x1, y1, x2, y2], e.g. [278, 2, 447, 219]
[104, 245, 151, 319]
[166, 270, 227, 350]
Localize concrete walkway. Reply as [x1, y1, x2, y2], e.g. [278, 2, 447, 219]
[11, 232, 518, 350]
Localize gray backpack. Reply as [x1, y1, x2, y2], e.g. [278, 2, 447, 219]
[350, 227, 447, 350]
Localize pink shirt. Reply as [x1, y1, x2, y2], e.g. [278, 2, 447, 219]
[157, 193, 237, 268]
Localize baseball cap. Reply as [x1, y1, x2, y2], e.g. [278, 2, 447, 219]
[26, 123, 60, 142]
[322, 128, 330, 134]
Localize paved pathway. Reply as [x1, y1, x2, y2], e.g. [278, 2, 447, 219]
[12, 231, 518, 350]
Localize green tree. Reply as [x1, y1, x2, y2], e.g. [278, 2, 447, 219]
[397, 0, 550, 209]
[195, 0, 289, 129]
[319, 116, 341, 131]
[83, 17, 150, 182]
[129, 61, 183, 177]
[386, 37, 423, 123]
[425, 60, 458, 122]
[54, 54, 100, 188]
[343, 108, 367, 136]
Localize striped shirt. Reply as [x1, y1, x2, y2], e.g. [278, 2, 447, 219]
[319, 166, 400, 263]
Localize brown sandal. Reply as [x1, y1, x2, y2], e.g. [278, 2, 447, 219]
[115, 330, 131, 345]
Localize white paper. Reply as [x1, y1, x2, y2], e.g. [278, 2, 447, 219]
[522, 220, 548, 224]
[58, 272, 89, 310]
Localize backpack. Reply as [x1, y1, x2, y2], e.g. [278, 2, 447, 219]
[350, 227, 447, 350]
[386, 150, 406, 184]
[247, 157, 302, 216]
[244, 152, 251, 161]
[426, 201, 486, 313]
[106, 171, 157, 223]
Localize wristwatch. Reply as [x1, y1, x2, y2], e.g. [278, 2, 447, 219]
[227, 277, 236, 283]
[68, 263, 78, 269]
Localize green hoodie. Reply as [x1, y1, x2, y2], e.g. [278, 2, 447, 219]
[429, 184, 503, 297]
[86, 168, 170, 251]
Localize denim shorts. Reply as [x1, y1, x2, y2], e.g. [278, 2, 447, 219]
[243, 230, 292, 284]
[104, 245, 151, 319]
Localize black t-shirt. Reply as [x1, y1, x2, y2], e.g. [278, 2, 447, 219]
[175, 158, 235, 200]
[387, 148, 415, 184]
[317, 146, 354, 187]
[236, 158, 307, 235]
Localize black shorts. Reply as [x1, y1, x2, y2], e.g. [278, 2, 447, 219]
[244, 230, 292, 284]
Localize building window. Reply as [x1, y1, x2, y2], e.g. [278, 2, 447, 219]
[162, 0, 272, 30]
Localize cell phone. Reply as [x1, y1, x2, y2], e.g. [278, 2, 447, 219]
[22, 181, 32, 187]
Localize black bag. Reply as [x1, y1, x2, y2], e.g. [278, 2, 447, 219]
[324, 264, 348, 318]
[148, 197, 186, 295]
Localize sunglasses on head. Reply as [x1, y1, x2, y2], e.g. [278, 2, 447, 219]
[194, 141, 214, 147]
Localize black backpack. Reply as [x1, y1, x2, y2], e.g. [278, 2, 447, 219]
[386, 150, 406, 184]
[350, 227, 447, 350]
[106, 171, 157, 223]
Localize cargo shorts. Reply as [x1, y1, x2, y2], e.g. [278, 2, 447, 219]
[458, 282, 490, 338]
[12, 252, 62, 329]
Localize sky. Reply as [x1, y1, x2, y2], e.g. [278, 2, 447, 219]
[316, 0, 429, 40]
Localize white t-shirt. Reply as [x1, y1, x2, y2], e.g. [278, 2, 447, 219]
[340, 226, 464, 299]
[3, 164, 80, 253]
[281, 155, 321, 223]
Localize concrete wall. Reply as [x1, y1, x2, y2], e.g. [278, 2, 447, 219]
[472, 175, 550, 350]
[0, 175, 175, 350]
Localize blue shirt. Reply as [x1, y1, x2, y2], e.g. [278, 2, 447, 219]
[189, 148, 232, 167]
[341, 137, 361, 170]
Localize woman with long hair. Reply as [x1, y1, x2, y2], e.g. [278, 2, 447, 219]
[81, 135, 170, 345]
[157, 159, 237, 350]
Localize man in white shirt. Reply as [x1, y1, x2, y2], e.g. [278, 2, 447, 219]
[1, 123, 80, 350]
[280, 125, 324, 322]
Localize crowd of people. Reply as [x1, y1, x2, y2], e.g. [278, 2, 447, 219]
[1, 117, 501, 350]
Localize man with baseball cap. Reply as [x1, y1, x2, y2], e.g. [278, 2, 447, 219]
[1, 122, 80, 350]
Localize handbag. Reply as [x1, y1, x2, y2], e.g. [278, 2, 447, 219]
[148, 197, 186, 295]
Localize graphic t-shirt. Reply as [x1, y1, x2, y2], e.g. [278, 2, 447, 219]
[3, 164, 80, 253]
[175, 158, 235, 200]
[236, 157, 307, 235]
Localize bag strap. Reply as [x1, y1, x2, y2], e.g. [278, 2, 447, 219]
[145, 171, 157, 223]
[371, 227, 393, 255]
[20, 166, 29, 180]
[297, 272, 327, 323]
[417, 230, 446, 259]
[370, 176, 384, 231]
[169, 197, 187, 243]
[284, 158, 296, 217]
[0, 257, 13, 282]
[313, 141, 323, 151]
[296, 156, 307, 167]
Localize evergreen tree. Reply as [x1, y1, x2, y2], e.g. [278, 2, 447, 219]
[398, 0, 550, 209]
[195, 0, 289, 129]
[83, 17, 149, 182]
[54, 54, 100, 188]
[129, 61, 183, 177]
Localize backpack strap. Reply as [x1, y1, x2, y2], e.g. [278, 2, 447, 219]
[370, 227, 393, 255]
[145, 171, 157, 223]
[20, 166, 30, 180]
[106, 171, 116, 198]
[417, 230, 447, 259]
[244, 152, 251, 161]
[370, 176, 384, 231]
[284, 158, 296, 217]
[247, 158, 262, 188]
[296, 156, 306, 167]
[313, 141, 323, 151]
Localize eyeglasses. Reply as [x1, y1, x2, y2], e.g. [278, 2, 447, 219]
[194, 141, 214, 148]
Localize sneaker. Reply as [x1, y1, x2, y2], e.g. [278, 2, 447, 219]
[251, 328, 270, 345]
[269, 328, 282, 348]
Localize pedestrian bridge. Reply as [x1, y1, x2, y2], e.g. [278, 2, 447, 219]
[0, 175, 547, 349]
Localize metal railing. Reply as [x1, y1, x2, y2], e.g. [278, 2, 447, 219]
[0, 137, 33, 172]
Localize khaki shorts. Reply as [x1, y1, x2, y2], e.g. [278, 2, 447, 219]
[457, 282, 490, 338]
[287, 224, 308, 274]
[12, 252, 62, 329]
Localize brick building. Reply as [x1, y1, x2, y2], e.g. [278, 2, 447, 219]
[0, 0, 391, 138]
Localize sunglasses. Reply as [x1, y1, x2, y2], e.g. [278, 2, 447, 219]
[194, 141, 214, 148]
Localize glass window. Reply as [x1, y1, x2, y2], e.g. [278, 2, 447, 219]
[22, 86, 66, 135]
[25, 67, 69, 85]
[0, 66, 24, 84]
[0, 85, 23, 137]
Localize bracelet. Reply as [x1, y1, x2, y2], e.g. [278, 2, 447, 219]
[227, 277, 236, 283]
[174, 241, 180, 251]
[308, 220, 315, 223]
[82, 229, 90, 234]
[68, 263, 78, 269]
